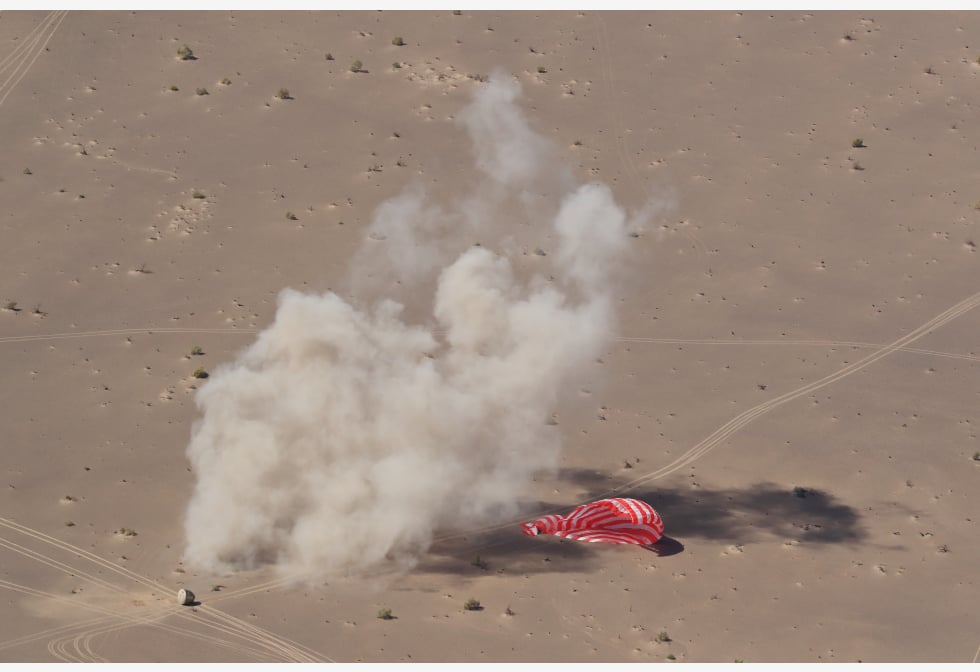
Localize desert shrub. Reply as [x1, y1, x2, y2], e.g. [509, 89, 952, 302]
[65, 520, 75, 527]
[191, 346, 204, 356]
[350, 60, 363, 73]
[392, 36, 405, 46]
[392, 61, 401, 70]
[22, 167, 32, 175]
[377, 607, 393, 620]
[192, 190, 205, 199]
[657, 631, 671, 643]
[168, 84, 179, 91]
[195, 87, 209, 96]
[286, 211, 298, 220]
[851, 138, 865, 148]
[276, 87, 291, 100]
[463, 598, 482, 611]
[192, 367, 209, 379]
[177, 44, 194, 61]
[325, 52, 334, 60]
[667, 654, 676, 660]
[792, 486, 808, 498]
[471, 555, 488, 570]
[973, 451, 980, 461]
[537, 65, 547, 74]
[220, 77, 232, 85]
[4, 301, 18, 311]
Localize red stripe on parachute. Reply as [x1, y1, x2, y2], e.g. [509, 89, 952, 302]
[521, 498, 664, 545]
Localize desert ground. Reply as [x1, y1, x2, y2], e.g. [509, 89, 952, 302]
[1, 9, 978, 664]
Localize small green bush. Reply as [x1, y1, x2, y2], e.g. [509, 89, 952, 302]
[191, 346, 204, 356]
[463, 598, 482, 611]
[657, 631, 671, 642]
[192, 367, 209, 379]
[377, 607, 393, 620]
[286, 211, 298, 221]
[167, 84, 179, 92]
[392, 36, 405, 46]
[537, 65, 547, 74]
[195, 87, 209, 96]
[667, 654, 676, 660]
[177, 44, 194, 61]
[350, 60, 363, 73]
[851, 138, 865, 148]
[276, 87, 291, 100]
[192, 190, 205, 199]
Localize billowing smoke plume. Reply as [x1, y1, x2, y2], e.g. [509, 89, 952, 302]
[183, 72, 651, 578]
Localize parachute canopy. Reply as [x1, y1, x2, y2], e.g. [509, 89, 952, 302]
[520, 497, 664, 545]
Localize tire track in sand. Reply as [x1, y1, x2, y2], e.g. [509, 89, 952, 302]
[0, 517, 324, 662]
[0, 10, 68, 108]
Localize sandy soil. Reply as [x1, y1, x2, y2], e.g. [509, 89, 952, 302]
[1, 10, 978, 663]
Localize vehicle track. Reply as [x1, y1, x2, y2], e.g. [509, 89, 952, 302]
[0, 10, 67, 108]
[0, 518, 325, 662]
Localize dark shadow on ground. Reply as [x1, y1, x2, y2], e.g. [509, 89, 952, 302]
[419, 470, 864, 577]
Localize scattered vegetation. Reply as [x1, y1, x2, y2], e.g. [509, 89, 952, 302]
[192, 367, 209, 379]
[350, 60, 363, 73]
[191, 189, 206, 199]
[286, 211, 298, 221]
[22, 167, 32, 175]
[220, 77, 232, 85]
[377, 607, 394, 620]
[177, 44, 195, 61]
[116, 527, 137, 537]
[195, 87, 209, 96]
[190, 345, 204, 356]
[851, 138, 865, 148]
[657, 631, 672, 643]
[537, 65, 547, 74]
[463, 598, 482, 611]
[467, 73, 488, 82]
[4, 301, 19, 312]
[276, 87, 291, 100]
[325, 52, 334, 61]
[792, 486, 808, 498]
[391, 36, 405, 46]
[168, 84, 179, 92]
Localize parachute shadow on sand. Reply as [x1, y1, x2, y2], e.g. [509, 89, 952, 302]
[555, 468, 866, 545]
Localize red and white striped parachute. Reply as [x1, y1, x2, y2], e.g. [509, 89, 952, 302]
[520, 498, 665, 545]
